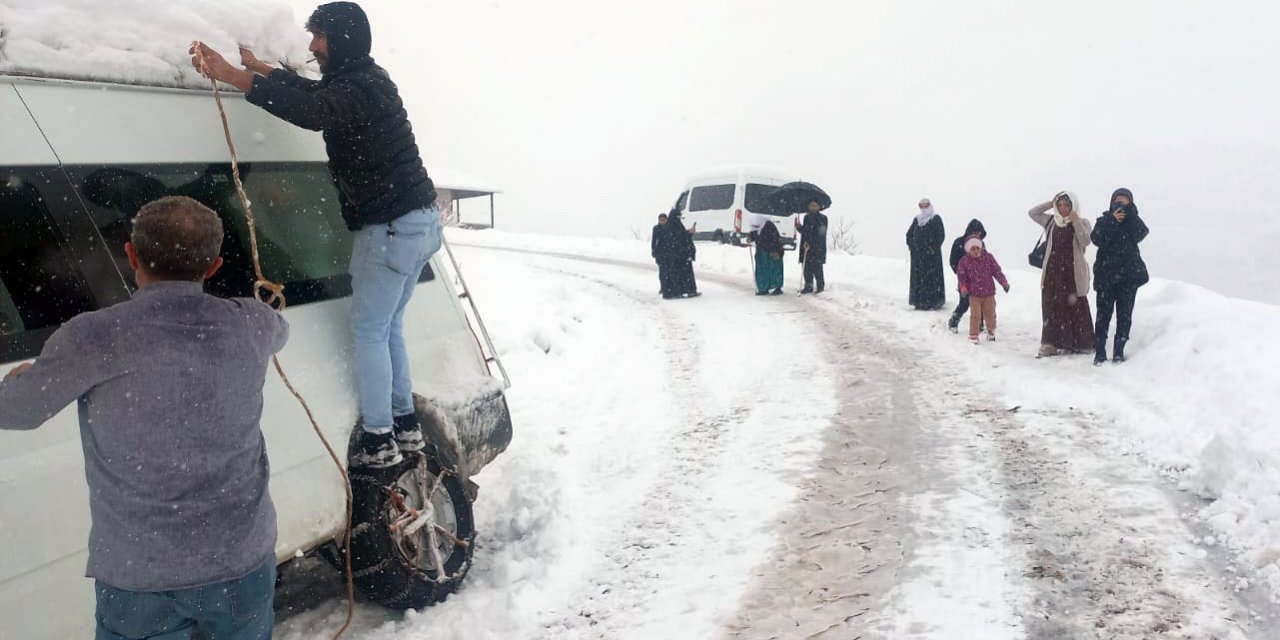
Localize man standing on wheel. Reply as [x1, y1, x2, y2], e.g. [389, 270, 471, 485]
[192, 1, 442, 468]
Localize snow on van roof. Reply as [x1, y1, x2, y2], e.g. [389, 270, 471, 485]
[685, 164, 798, 183]
[0, 0, 314, 89]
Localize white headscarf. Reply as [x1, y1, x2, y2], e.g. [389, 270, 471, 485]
[915, 198, 937, 227]
[1052, 191, 1081, 228]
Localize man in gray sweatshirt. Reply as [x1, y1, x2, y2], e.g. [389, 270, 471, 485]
[0, 196, 288, 640]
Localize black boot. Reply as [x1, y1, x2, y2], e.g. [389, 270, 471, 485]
[1113, 338, 1127, 364]
[1094, 336, 1108, 366]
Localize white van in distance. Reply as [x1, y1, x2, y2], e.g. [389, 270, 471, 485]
[0, 73, 512, 639]
[672, 165, 800, 248]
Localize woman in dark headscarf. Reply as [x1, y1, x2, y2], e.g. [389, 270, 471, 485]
[906, 198, 947, 310]
[658, 212, 700, 299]
[1028, 191, 1095, 357]
[1091, 188, 1149, 364]
[948, 218, 987, 332]
[752, 220, 785, 296]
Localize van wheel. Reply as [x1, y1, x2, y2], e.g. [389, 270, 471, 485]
[712, 230, 725, 244]
[347, 451, 475, 609]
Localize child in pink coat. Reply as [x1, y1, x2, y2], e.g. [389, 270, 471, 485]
[956, 238, 1011, 343]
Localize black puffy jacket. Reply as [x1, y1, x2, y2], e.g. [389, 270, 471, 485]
[949, 219, 987, 273]
[245, 2, 435, 230]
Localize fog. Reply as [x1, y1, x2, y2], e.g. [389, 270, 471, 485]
[286, 0, 1280, 302]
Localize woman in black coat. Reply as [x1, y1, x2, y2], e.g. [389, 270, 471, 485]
[658, 212, 700, 299]
[1091, 188, 1149, 364]
[906, 198, 947, 310]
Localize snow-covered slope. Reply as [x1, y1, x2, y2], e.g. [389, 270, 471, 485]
[0, 0, 313, 87]
[452, 228, 1280, 602]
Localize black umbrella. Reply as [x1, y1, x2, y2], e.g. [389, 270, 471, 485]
[765, 182, 832, 214]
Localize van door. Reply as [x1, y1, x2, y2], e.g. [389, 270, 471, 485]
[0, 83, 109, 640]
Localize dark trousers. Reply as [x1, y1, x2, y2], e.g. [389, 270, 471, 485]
[950, 293, 971, 324]
[1096, 284, 1138, 345]
[95, 557, 275, 640]
[803, 261, 825, 291]
[656, 260, 667, 295]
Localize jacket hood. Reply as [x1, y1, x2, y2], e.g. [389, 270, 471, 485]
[1054, 191, 1082, 217]
[1111, 188, 1135, 206]
[964, 218, 987, 238]
[308, 2, 373, 74]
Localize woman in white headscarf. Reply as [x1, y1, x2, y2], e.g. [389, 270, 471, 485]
[906, 198, 947, 310]
[1028, 191, 1095, 357]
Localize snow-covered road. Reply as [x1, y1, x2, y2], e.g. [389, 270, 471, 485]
[276, 238, 1277, 639]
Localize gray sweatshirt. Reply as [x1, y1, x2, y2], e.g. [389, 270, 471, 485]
[0, 281, 288, 591]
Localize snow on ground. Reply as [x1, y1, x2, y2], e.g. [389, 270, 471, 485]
[275, 228, 1280, 639]
[446, 229, 1280, 610]
[0, 0, 313, 88]
[277, 243, 838, 639]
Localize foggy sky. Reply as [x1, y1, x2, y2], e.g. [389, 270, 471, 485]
[286, 0, 1280, 302]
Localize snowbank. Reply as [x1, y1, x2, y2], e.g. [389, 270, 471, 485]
[449, 228, 1280, 602]
[0, 0, 313, 88]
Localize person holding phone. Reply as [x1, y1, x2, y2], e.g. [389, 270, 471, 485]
[1091, 188, 1150, 364]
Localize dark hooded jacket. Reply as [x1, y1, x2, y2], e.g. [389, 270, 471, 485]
[1091, 188, 1150, 289]
[656, 213, 696, 263]
[950, 219, 988, 273]
[797, 212, 828, 264]
[245, 2, 436, 230]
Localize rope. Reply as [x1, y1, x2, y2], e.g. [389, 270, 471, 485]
[193, 44, 355, 640]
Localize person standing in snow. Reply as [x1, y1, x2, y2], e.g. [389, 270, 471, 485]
[657, 212, 700, 299]
[1029, 192, 1095, 357]
[0, 197, 287, 639]
[948, 218, 988, 332]
[956, 237, 1011, 343]
[751, 220, 786, 296]
[652, 212, 668, 296]
[797, 199, 828, 294]
[907, 198, 947, 310]
[1091, 188, 1150, 364]
[192, 2, 440, 468]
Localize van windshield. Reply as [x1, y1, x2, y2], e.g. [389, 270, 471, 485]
[688, 184, 734, 212]
[744, 183, 780, 214]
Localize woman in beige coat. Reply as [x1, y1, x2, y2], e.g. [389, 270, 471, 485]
[1029, 191, 1095, 357]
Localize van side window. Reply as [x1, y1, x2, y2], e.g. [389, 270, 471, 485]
[67, 163, 432, 307]
[688, 184, 735, 212]
[0, 169, 98, 363]
[675, 191, 690, 213]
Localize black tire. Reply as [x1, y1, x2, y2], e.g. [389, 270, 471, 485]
[346, 450, 476, 609]
[712, 230, 726, 244]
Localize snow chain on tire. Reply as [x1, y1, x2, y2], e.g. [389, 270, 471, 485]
[347, 448, 476, 609]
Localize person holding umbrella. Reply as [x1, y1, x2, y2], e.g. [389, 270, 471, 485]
[765, 181, 831, 295]
[797, 199, 829, 294]
[652, 212, 668, 296]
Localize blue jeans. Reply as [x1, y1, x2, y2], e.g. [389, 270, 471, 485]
[94, 557, 275, 640]
[349, 206, 443, 433]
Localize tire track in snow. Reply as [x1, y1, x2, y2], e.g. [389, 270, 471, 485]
[819, 293, 1262, 640]
[516, 259, 833, 638]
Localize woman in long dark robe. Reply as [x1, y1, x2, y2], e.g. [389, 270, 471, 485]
[906, 198, 947, 309]
[660, 212, 700, 298]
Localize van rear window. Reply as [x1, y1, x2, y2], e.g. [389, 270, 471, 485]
[688, 184, 735, 212]
[744, 184, 779, 214]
